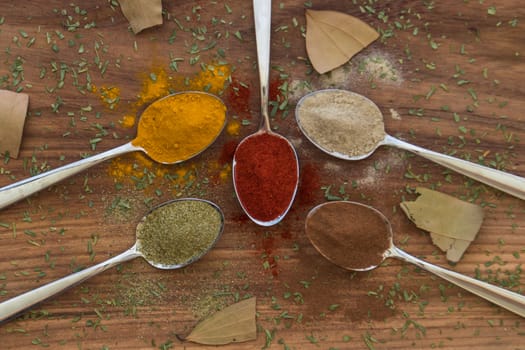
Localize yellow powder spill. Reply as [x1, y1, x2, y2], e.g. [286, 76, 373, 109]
[136, 67, 172, 105]
[185, 64, 231, 95]
[204, 160, 231, 184]
[219, 164, 231, 181]
[226, 119, 241, 136]
[97, 86, 121, 110]
[108, 152, 197, 190]
[121, 114, 136, 128]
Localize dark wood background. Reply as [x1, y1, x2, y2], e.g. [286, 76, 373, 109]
[1, 1, 524, 349]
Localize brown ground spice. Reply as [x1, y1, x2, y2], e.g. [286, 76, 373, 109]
[305, 201, 391, 270]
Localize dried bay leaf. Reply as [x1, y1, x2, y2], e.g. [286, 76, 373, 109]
[305, 9, 379, 74]
[0, 90, 29, 159]
[400, 187, 484, 263]
[185, 297, 256, 345]
[118, 0, 163, 34]
[430, 237, 471, 263]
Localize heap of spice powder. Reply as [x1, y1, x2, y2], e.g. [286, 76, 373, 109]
[305, 201, 391, 270]
[296, 89, 386, 157]
[132, 92, 226, 164]
[136, 199, 223, 266]
[233, 132, 298, 223]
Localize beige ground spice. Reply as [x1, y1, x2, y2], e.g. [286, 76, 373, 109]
[296, 89, 386, 158]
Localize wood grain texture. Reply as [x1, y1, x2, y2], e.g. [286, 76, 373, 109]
[0, 1, 524, 349]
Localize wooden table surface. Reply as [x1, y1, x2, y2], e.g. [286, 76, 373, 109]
[1, 1, 524, 349]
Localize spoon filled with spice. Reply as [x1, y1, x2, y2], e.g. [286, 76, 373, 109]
[0, 198, 224, 323]
[0, 91, 227, 210]
[305, 201, 525, 318]
[232, 0, 299, 226]
[296, 89, 525, 201]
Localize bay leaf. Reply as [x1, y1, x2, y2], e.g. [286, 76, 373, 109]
[430, 233, 472, 263]
[0, 90, 29, 159]
[305, 9, 379, 74]
[118, 0, 163, 34]
[400, 187, 484, 241]
[400, 187, 484, 262]
[185, 297, 257, 345]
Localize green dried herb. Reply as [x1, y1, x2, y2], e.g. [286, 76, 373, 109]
[137, 200, 222, 266]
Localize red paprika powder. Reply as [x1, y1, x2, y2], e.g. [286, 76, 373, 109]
[233, 132, 299, 223]
[227, 78, 251, 118]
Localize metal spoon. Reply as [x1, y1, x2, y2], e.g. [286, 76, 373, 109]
[0, 91, 227, 210]
[296, 89, 525, 201]
[0, 198, 224, 323]
[305, 201, 525, 318]
[232, 0, 299, 226]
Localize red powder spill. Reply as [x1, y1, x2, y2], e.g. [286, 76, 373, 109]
[227, 78, 251, 118]
[297, 162, 321, 205]
[261, 235, 279, 277]
[269, 77, 284, 102]
[219, 140, 238, 165]
[280, 230, 292, 239]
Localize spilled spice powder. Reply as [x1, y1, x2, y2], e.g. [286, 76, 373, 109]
[233, 132, 298, 223]
[226, 78, 251, 118]
[93, 85, 121, 110]
[226, 119, 241, 136]
[185, 64, 231, 94]
[121, 114, 136, 128]
[108, 152, 197, 191]
[297, 162, 321, 206]
[137, 66, 172, 105]
[269, 77, 285, 102]
[219, 140, 238, 166]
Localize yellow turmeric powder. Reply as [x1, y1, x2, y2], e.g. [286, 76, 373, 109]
[121, 114, 136, 128]
[132, 92, 227, 164]
[108, 152, 196, 189]
[185, 64, 231, 94]
[137, 67, 172, 105]
[100, 86, 121, 110]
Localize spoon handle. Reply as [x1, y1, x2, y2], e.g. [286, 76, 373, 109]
[384, 134, 525, 200]
[389, 245, 525, 318]
[0, 246, 140, 323]
[0, 142, 138, 210]
[253, 0, 272, 131]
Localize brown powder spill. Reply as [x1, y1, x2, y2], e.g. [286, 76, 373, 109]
[275, 245, 395, 324]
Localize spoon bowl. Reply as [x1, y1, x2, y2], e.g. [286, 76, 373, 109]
[0, 198, 224, 323]
[296, 89, 525, 200]
[305, 201, 525, 318]
[232, 0, 299, 226]
[232, 129, 299, 226]
[0, 91, 227, 210]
